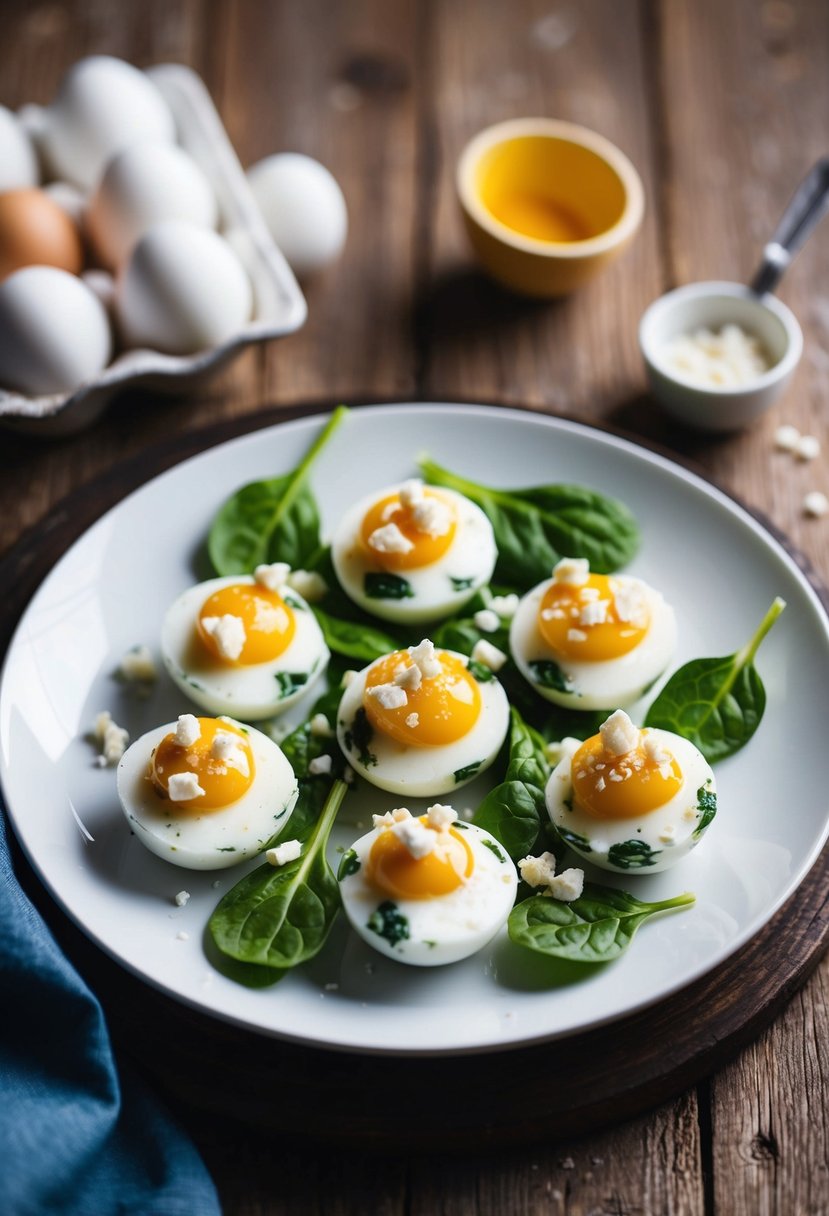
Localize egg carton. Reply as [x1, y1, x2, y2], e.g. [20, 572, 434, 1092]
[0, 64, 307, 435]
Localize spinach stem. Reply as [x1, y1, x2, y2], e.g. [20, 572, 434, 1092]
[649, 892, 696, 912]
[261, 404, 349, 550]
[297, 778, 348, 883]
[738, 596, 786, 669]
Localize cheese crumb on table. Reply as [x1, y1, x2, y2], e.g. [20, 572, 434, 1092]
[803, 491, 829, 518]
[174, 890, 191, 907]
[93, 711, 129, 766]
[774, 423, 801, 451]
[796, 434, 820, 462]
[118, 645, 157, 684]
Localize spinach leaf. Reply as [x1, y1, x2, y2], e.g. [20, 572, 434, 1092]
[694, 785, 717, 838]
[419, 457, 639, 588]
[209, 779, 347, 970]
[367, 901, 410, 947]
[208, 406, 348, 575]
[528, 659, 570, 693]
[312, 604, 403, 663]
[607, 840, 659, 870]
[644, 597, 785, 763]
[508, 884, 695, 964]
[473, 707, 551, 860]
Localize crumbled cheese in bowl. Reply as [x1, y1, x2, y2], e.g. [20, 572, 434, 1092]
[662, 324, 771, 388]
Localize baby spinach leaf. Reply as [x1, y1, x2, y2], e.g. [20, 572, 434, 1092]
[209, 779, 347, 971]
[508, 884, 695, 964]
[419, 457, 640, 588]
[694, 785, 717, 838]
[473, 707, 551, 860]
[338, 848, 361, 879]
[208, 405, 348, 575]
[312, 604, 403, 662]
[528, 659, 570, 693]
[644, 597, 785, 763]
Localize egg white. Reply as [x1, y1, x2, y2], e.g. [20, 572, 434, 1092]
[336, 651, 510, 797]
[510, 575, 676, 709]
[116, 718, 299, 870]
[338, 820, 518, 966]
[330, 484, 497, 624]
[161, 575, 329, 720]
[545, 729, 716, 874]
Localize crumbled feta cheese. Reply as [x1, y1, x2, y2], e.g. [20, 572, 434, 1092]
[409, 638, 441, 679]
[287, 569, 328, 603]
[372, 807, 412, 829]
[803, 490, 829, 518]
[174, 890, 191, 907]
[659, 825, 677, 844]
[343, 766, 355, 784]
[392, 817, 436, 859]
[367, 523, 414, 554]
[578, 585, 600, 602]
[341, 669, 358, 687]
[774, 423, 801, 452]
[426, 803, 457, 831]
[93, 711, 129, 766]
[210, 730, 249, 775]
[366, 682, 408, 710]
[266, 839, 302, 866]
[548, 868, 584, 901]
[405, 712, 419, 728]
[553, 557, 590, 586]
[398, 478, 425, 508]
[489, 593, 519, 618]
[662, 324, 770, 387]
[167, 772, 206, 801]
[579, 599, 610, 627]
[254, 562, 291, 591]
[612, 584, 647, 626]
[642, 732, 670, 765]
[118, 645, 157, 684]
[411, 495, 452, 537]
[796, 434, 821, 461]
[174, 714, 201, 747]
[394, 662, 422, 691]
[471, 639, 507, 672]
[310, 713, 334, 738]
[567, 627, 588, 643]
[309, 753, 332, 775]
[519, 852, 558, 888]
[473, 608, 500, 633]
[600, 709, 640, 756]
[176, 931, 190, 942]
[201, 613, 246, 661]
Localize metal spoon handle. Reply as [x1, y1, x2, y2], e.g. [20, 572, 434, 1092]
[751, 157, 829, 296]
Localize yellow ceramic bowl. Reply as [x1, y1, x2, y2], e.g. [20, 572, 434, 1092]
[456, 118, 645, 297]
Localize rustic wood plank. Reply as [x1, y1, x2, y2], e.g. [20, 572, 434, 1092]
[710, 964, 829, 1215]
[419, 0, 664, 416]
[643, 0, 829, 587]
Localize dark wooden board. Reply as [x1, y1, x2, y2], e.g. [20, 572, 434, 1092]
[2, 400, 828, 1149]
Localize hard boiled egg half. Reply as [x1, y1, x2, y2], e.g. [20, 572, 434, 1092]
[337, 639, 510, 797]
[510, 557, 676, 709]
[546, 709, 716, 873]
[331, 478, 497, 623]
[117, 714, 298, 870]
[161, 564, 329, 720]
[338, 804, 518, 965]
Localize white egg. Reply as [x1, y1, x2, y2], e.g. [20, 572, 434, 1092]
[117, 715, 298, 870]
[510, 562, 676, 709]
[117, 220, 252, 354]
[336, 642, 510, 797]
[0, 105, 39, 190]
[545, 717, 716, 874]
[247, 152, 347, 276]
[0, 267, 112, 396]
[162, 573, 329, 720]
[338, 806, 518, 966]
[43, 55, 176, 190]
[44, 181, 87, 227]
[87, 141, 218, 269]
[331, 480, 497, 625]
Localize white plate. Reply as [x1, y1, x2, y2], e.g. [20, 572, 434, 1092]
[2, 403, 828, 1055]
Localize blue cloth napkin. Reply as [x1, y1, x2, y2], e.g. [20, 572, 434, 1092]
[0, 808, 221, 1216]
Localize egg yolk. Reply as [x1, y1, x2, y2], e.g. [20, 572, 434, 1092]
[151, 718, 255, 810]
[366, 819, 474, 898]
[360, 490, 457, 570]
[363, 650, 481, 747]
[197, 583, 295, 664]
[571, 732, 682, 821]
[538, 574, 649, 661]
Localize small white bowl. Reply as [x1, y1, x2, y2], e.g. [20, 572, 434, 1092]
[639, 281, 802, 432]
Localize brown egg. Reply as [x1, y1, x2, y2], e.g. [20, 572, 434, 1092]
[0, 188, 85, 281]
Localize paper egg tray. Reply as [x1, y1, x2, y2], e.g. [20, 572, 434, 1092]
[0, 64, 307, 436]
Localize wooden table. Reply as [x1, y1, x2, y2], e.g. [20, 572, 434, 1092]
[2, 1, 829, 1212]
